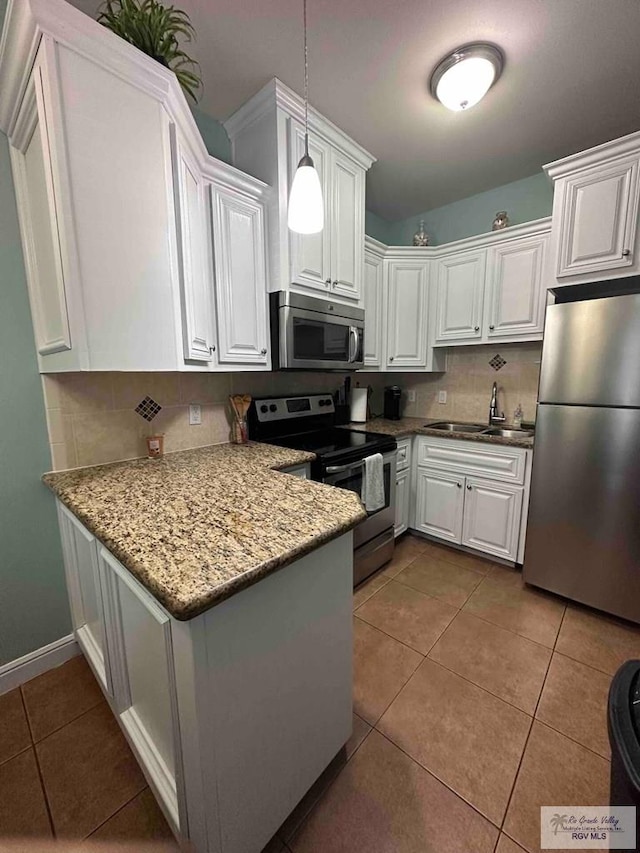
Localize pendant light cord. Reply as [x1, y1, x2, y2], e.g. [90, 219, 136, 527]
[303, 0, 309, 155]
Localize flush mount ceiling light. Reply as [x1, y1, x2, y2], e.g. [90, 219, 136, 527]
[288, 0, 324, 234]
[430, 43, 504, 112]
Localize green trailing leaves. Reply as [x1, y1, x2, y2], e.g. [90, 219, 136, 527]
[97, 0, 202, 101]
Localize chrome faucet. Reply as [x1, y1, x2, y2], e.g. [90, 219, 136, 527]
[489, 382, 506, 425]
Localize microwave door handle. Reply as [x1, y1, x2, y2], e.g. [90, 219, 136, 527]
[348, 326, 357, 363]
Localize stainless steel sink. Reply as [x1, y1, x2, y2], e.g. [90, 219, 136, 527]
[482, 428, 535, 439]
[426, 422, 487, 433]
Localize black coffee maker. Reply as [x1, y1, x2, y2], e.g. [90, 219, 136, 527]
[383, 386, 402, 420]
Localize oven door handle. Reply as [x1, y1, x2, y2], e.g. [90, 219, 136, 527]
[325, 461, 364, 475]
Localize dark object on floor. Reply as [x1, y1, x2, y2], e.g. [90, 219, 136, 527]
[608, 659, 640, 842]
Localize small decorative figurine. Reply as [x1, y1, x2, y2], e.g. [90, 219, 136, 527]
[412, 219, 430, 246]
[492, 211, 509, 231]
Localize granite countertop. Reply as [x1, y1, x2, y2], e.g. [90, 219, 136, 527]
[43, 443, 366, 621]
[346, 417, 535, 448]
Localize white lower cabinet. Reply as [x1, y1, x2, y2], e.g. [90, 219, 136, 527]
[100, 547, 183, 833]
[395, 469, 411, 537]
[461, 478, 523, 561]
[410, 437, 532, 563]
[414, 468, 464, 543]
[57, 504, 112, 696]
[55, 499, 353, 853]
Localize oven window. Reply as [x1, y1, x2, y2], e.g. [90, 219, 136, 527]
[327, 463, 392, 515]
[292, 317, 350, 362]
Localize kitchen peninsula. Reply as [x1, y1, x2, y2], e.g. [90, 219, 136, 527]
[43, 442, 365, 853]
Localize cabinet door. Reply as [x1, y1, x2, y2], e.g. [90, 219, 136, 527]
[414, 468, 464, 543]
[556, 158, 640, 278]
[486, 235, 548, 339]
[386, 261, 428, 368]
[462, 478, 523, 561]
[435, 250, 486, 342]
[11, 49, 72, 357]
[172, 133, 215, 362]
[394, 469, 411, 537]
[57, 505, 111, 696]
[210, 185, 269, 365]
[101, 548, 181, 831]
[331, 151, 364, 300]
[363, 248, 384, 366]
[288, 120, 332, 293]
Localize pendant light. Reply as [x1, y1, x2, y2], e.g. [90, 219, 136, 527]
[287, 0, 324, 234]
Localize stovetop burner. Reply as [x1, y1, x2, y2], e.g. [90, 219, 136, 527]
[266, 427, 394, 458]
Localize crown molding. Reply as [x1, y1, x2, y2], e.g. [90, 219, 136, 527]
[544, 130, 640, 180]
[369, 216, 552, 258]
[224, 77, 376, 171]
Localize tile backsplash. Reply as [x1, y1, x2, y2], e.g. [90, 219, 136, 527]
[401, 342, 542, 423]
[41, 343, 541, 471]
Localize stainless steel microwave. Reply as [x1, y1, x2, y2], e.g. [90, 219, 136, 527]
[270, 292, 364, 370]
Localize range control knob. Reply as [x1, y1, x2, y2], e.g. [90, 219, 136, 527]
[260, 405, 268, 413]
[269, 404, 277, 412]
[324, 398, 332, 406]
[319, 399, 326, 407]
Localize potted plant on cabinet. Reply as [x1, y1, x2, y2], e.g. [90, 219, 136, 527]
[97, 0, 202, 101]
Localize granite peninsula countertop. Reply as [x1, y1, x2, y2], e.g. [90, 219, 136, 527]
[345, 417, 535, 449]
[43, 442, 366, 620]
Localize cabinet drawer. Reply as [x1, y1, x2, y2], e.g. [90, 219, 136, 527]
[415, 436, 526, 485]
[396, 438, 412, 472]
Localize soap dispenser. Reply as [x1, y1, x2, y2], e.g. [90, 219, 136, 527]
[513, 403, 523, 428]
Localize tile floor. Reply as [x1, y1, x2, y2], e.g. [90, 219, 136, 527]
[1, 532, 639, 852]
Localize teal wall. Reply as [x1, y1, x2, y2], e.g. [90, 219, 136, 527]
[367, 172, 553, 246]
[0, 49, 71, 662]
[364, 209, 394, 245]
[190, 105, 232, 164]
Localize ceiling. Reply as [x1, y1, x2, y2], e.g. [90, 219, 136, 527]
[72, 0, 640, 221]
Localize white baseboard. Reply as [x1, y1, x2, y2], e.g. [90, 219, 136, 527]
[0, 634, 80, 695]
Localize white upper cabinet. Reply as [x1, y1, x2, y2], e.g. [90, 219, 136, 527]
[435, 250, 486, 343]
[386, 260, 429, 369]
[209, 185, 269, 365]
[288, 122, 332, 293]
[363, 239, 384, 367]
[171, 131, 215, 363]
[545, 131, 640, 287]
[224, 78, 374, 308]
[485, 234, 548, 339]
[1, 0, 271, 372]
[331, 149, 364, 300]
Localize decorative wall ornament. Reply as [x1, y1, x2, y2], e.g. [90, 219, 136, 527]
[489, 354, 507, 371]
[492, 211, 509, 231]
[412, 220, 430, 247]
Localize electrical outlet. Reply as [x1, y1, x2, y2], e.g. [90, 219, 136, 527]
[406, 390, 416, 403]
[189, 404, 202, 425]
[438, 390, 447, 405]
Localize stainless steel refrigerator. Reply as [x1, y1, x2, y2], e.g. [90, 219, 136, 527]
[524, 289, 640, 624]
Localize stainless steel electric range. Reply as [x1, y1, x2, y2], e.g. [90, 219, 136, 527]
[248, 394, 397, 585]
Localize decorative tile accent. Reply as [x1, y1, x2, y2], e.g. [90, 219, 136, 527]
[489, 354, 507, 371]
[134, 396, 162, 422]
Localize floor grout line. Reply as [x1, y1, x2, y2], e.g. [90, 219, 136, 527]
[21, 685, 57, 840]
[82, 785, 149, 840]
[24, 696, 107, 748]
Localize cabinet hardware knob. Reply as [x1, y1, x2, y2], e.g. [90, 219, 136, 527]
[209, 345, 216, 353]
[474, 326, 480, 332]
[389, 356, 394, 362]
[260, 348, 267, 355]
[333, 280, 338, 287]
[325, 278, 331, 285]
[457, 482, 462, 488]
[489, 325, 495, 331]
[467, 484, 472, 490]
[622, 249, 631, 257]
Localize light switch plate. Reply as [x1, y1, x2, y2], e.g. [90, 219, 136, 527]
[189, 404, 202, 425]
[407, 390, 416, 403]
[438, 390, 447, 404]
